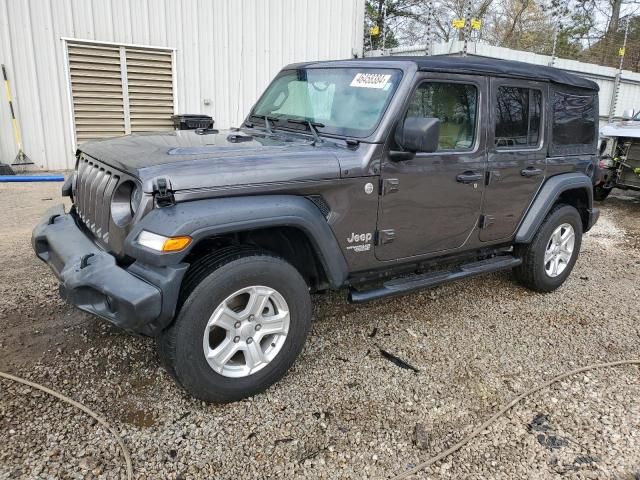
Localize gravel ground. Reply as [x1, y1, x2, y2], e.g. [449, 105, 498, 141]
[1, 182, 639, 480]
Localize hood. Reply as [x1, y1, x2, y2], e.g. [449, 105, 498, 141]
[601, 121, 640, 139]
[79, 129, 343, 192]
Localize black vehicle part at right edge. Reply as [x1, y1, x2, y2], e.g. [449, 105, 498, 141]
[594, 185, 613, 201]
[514, 172, 598, 244]
[158, 251, 312, 403]
[514, 204, 583, 292]
[125, 195, 348, 288]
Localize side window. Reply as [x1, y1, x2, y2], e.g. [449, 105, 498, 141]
[552, 92, 596, 146]
[494, 86, 542, 148]
[406, 82, 478, 151]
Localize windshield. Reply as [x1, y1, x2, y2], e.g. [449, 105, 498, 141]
[251, 68, 403, 138]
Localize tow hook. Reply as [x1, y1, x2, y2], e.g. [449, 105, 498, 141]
[154, 177, 175, 207]
[79, 253, 95, 269]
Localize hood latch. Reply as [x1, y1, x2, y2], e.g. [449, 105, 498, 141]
[154, 177, 175, 207]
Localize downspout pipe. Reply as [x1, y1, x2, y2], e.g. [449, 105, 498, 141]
[0, 175, 65, 182]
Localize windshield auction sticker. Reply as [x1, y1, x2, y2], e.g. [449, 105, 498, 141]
[350, 73, 392, 89]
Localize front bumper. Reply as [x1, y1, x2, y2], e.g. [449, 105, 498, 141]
[32, 205, 187, 335]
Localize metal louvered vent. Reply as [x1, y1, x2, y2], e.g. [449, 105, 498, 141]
[68, 44, 126, 142]
[67, 41, 174, 145]
[126, 48, 174, 132]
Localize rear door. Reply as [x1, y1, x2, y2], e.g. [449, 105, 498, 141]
[375, 73, 488, 261]
[479, 79, 547, 241]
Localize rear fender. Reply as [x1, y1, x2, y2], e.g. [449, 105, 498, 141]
[515, 172, 596, 244]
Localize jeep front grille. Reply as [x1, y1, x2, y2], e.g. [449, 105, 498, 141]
[75, 155, 120, 242]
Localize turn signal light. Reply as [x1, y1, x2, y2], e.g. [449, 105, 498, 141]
[137, 231, 192, 252]
[162, 236, 192, 252]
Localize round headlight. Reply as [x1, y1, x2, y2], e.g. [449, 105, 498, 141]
[130, 184, 142, 215]
[111, 181, 138, 227]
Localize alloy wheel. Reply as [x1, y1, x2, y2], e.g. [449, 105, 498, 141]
[544, 223, 575, 278]
[202, 285, 290, 378]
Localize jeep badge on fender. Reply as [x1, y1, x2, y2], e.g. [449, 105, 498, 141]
[347, 232, 372, 243]
[33, 56, 600, 403]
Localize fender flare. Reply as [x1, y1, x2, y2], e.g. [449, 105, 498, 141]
[125, 195, 349, 288]
[515, 172, 594, 244]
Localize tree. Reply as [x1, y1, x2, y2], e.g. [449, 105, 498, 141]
[608, 0, 623, 35]
[585, 13, 640, 69]
[364, 0, 420, 50]
[487, 0, 550, 51]
[362, 0, 640, 73]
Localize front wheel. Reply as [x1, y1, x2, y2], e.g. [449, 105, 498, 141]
[158, 252, 312, 403]
[514, 204, 583, 292]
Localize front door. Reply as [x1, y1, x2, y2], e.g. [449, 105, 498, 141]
[479, 79, 548, 241]
[376, 73, 487, 261]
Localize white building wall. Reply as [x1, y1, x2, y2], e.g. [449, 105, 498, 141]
[369, 40, 640, 126]
[0, 0, 365, 170]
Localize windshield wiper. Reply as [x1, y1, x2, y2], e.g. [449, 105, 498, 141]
[248, 114, 280, 133]
[285, 118, 325, 144]
[263, 115, 276, 133]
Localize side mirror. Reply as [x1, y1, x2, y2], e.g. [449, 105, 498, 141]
[622, 109, 635, 121]
[394, 117, 440, 154]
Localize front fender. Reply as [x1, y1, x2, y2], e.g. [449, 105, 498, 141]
[515, 172, 596, 244]
[124, 195, 349, 288]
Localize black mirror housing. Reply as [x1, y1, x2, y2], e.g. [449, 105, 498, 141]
[394, 117, 440, 154]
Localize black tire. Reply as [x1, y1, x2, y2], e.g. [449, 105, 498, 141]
[158, 251, 312, 403]
[514, 204, 583, 292]
[594, 185, 613, 201]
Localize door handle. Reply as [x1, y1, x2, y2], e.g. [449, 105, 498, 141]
[521, 167, 543, 177]
[456, 171, 482, 184]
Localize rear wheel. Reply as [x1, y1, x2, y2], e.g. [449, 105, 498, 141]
[514, 204, 583, 292]
[158, 251, 312, 403]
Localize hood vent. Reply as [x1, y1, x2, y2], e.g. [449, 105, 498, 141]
[306, 195, 331, 219]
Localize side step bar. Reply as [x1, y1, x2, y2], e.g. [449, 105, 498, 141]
[348, 255, 522, 304]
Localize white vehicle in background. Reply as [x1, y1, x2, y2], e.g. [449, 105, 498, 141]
[597, 109, 640, 200]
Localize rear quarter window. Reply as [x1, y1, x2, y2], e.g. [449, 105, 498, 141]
[495, 86, 542, 149]
[551, 91, 597, 155]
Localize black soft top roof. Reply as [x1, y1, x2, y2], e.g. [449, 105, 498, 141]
[352, 55, 599, 91]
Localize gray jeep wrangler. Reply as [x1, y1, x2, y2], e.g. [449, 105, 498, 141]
[33, 56, 600, 402]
